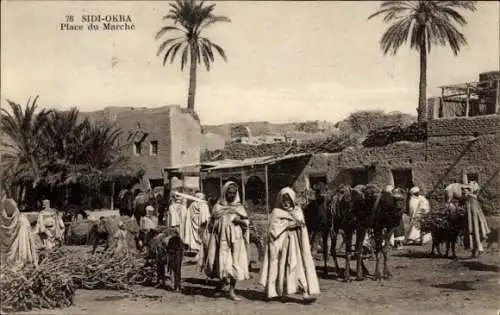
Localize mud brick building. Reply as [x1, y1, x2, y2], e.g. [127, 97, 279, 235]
[82, 105, 201, 187]
[201, 71, 500, 215]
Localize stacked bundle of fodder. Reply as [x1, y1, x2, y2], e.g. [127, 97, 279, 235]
[0, 244, 158, 313]
[0, 249, 76, 313]
[418, 206, 466, 235]
[69, 251, 154, 290]
[363, 122, 427, 147]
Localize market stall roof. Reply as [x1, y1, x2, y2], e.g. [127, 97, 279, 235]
[202, 152, 312, 172]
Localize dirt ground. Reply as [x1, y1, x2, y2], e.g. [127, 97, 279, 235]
[15, 241, 500, 315]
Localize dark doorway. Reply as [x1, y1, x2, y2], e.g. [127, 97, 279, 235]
[391, 169, 414, 190]
[309, 174, 327, 191]
[466, 172, 479, 184]
[351, 169, 370, 186]
[246, 176, 265, 205]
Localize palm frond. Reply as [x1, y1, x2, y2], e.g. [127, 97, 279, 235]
[379, 16, 413, 55]
[156, 37, 183, 57]
[156, 0, 229, 72]
[370, 0, 475, 55]
[154, 26, 183, 40]
[180, 44, 189, 70]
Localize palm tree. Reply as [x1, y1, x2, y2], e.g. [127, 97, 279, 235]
[155, 0, 230, 113]
[368, 1, 477, 122]
[41, 108, 82, 165]
[0, 96, 49, 187]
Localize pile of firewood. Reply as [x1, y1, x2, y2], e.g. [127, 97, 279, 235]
[0, 247, 156, 313]
[363, 122, 427, 147]
[0, 251, 75, 313]
[418, 206, 466, 235]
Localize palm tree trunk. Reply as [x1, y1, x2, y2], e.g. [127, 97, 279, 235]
[187, 48, 197, 112]
[417, 41, 428, 123]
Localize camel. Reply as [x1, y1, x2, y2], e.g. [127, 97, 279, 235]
[328, 184, 370, 282]
[363, 184, 407, 280]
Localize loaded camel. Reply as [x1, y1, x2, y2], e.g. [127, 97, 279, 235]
[307, 184, 407, 282]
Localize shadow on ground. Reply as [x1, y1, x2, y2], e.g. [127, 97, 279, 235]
[461, 260, 499, 272]
[393, 251, 449, 259]
[431, 281, 477, 291]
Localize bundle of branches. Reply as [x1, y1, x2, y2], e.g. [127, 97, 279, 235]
[363, 122, 427, 147]
[37, 247, 155, 291]
[69, 251, 154, 290]
[223, 142, 289, 160]
[418, 206, 466, 235]
[0, 256, 75, 313]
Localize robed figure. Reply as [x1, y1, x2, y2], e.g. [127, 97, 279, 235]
[0, 198, 39, 268]
[463, 182, 490, 258]
[201, 181, 250, 301]
[183, 192, 210, 255]
[34, 199, 65, 250]
[259, 187, 320, 301]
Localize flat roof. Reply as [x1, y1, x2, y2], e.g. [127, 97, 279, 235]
[202, 153, 312, 172]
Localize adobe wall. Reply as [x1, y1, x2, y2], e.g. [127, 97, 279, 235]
[113, 107, 172, 180]
[427, 115, 500, 137]
[425, 134, 500, 215]
[328, 134, 500, 215]
[168, 106, 202, 168]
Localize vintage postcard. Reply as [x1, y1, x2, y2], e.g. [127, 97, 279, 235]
[1, 1, 499, 314]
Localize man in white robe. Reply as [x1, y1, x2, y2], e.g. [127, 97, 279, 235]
[405, 187, 431, 245]
[183, 192, 210, 256]
[34, 199, 65, 250]
[168, 192, 187, 239]
[201, 181, 249, 301]
[259, 187, 320, 301]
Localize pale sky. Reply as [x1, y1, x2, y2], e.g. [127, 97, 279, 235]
[1, 1, 498, 125]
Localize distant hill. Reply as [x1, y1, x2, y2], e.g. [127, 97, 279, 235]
[202, 120, 340, 142]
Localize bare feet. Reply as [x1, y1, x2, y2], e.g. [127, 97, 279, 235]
[302, 293, 316, 303]
[228, 291, 241, 301]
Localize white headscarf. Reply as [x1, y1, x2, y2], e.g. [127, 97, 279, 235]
[275, 187, 297, 210]
[218, 181, 241, 206]
[410, 186, 420, 195]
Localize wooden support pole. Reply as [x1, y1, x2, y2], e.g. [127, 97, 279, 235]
[264, 165, 269, 215]
[241, 169, 246, 204]
[111, 182, 115, 210]
[465, 85, 470, 117]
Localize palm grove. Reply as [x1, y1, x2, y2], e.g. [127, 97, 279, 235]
[0, 97, 144, 209]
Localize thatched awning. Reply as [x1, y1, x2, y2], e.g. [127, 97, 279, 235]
[103, 160, 146, 181]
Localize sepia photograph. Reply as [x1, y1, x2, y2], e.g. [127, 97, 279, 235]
[0, 1, 499, 314]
